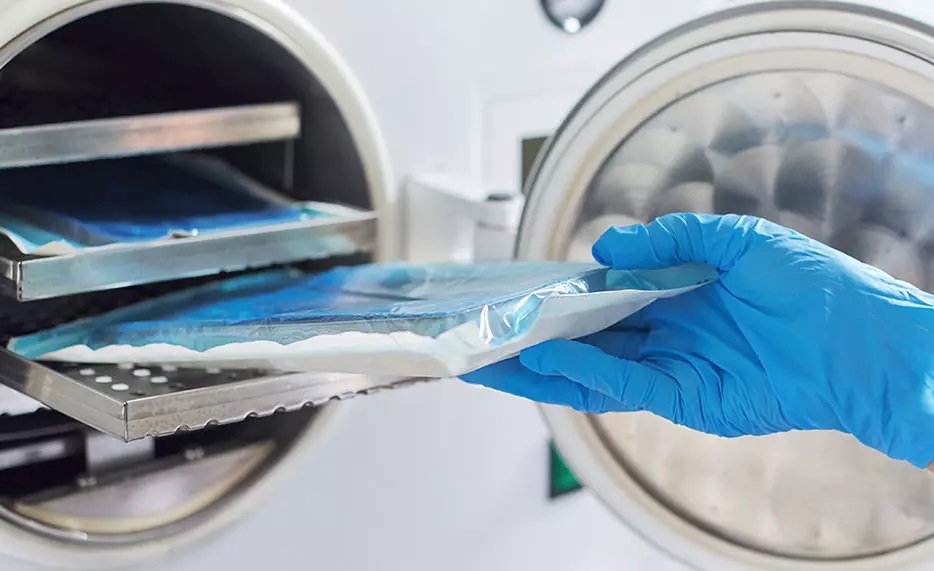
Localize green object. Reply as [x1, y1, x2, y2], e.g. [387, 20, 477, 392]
[549, 440, 582, 498]
[521, 135, 549, 194]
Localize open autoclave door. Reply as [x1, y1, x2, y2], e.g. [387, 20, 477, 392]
[514, 2, 934, 571]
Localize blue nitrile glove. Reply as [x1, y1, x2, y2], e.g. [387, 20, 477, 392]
[461, 213, 934, 469]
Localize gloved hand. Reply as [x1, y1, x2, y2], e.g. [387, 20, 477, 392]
[461, 213, 934, 469]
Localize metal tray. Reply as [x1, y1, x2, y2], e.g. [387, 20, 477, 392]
[0, 202, 376, 301]
[0, 348, 426, 441]
[0, 102, 300, 169]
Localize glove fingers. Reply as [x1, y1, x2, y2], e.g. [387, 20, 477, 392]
[520, 339, 678, 418]
[600, 309, 648, 331]
[592, 213, 758, 273]
[620, 309, 649, 329]
[459, 358, 633, 413]
[576, 329, 647, 359]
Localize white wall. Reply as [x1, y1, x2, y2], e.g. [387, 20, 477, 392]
[301, 0, 726, 190]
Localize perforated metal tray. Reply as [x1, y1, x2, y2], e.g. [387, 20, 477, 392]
[0, 347, 426, 441]
[0, 202, 376, 301]
[0, 102, 300, 169]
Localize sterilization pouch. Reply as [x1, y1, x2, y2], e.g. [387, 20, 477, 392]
[9, 261, 717, 377]
[0, 154, 325, 255]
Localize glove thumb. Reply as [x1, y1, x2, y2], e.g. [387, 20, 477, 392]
[592, 213, 762, 272]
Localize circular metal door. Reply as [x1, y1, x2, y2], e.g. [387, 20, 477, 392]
[521, 3, 934, 570]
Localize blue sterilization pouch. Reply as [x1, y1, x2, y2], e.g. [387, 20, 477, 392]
[9, 261, 717, 377]
[0, 154, 323, 250]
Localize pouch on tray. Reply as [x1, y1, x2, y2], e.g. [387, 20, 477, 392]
[0, 154, 324, 254]
[9, 261, 718, 377]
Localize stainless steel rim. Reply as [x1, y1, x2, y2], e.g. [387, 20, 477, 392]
[521, 2, 934, 570]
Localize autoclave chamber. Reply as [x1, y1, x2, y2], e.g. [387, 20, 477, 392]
[520, 2, 934, 571]
[0, 0, 394, 568]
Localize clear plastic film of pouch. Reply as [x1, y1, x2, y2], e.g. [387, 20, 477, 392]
[9, 262, 717, 377]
